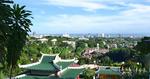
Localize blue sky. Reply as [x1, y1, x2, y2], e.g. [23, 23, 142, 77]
[14, 0, 150, 34]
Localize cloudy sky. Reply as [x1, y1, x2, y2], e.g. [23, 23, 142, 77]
[14, 0, 150, 34]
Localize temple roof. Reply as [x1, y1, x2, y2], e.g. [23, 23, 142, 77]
[25, 62, 58, 71]
[17, 75, 49, 79]
[17, 54, 83, 79]
[16, 67, 85, 79]
[97, 69, 121, 75]
[56, 61, 74, 69]
[59, 67, 85, 79]
[16, 75, 66, 79]
[41, 55, 56, 63]
[20, 54, 59, 71]
[19, 54, 77, 71]
[96, 66, 121, 75]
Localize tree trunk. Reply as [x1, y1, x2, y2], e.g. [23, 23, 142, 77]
[9, 64, 13, 79]
[149, 68, 150, 79]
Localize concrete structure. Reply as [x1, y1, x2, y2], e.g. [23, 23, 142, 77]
[62, 41, 76, 48]
[51, 39, 57, 45]
[38, 38, 48, 43]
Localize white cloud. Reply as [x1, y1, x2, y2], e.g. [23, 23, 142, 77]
[45, 0, 118, 11]
[34, 13, 150, 33]
[122, 4, 150, 16]
[145, 0, 150, 2]
[40, 10, 46, 15]
[31, 0, 150, 33]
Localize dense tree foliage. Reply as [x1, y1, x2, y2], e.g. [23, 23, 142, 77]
[100, 56, 113, 66]
[107, 48, 137, 62]
[0, 0, 12, 68]
[83, 68, 95, 79]
[136, 37, 150, 55]
[135, 37, 150, 69]
[0, 0, 32, 78]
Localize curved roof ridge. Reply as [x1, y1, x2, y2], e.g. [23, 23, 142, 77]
[19, 53, 58, 68]
[41, 52, 59, 56]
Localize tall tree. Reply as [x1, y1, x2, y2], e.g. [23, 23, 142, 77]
[0, 1, 32, 78]
[135, 37, 150, 67]
[6, 4, 32, 78]
[0, 0, 14, 70]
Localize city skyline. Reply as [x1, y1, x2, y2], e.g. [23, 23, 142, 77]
[15, 0, 150, 34]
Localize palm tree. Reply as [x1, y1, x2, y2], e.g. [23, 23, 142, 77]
[6, 4, 32, 79]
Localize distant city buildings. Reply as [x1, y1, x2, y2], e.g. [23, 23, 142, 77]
[101, 33, 105, 38]
[78, 37, 89, 40]
[62, 33, 70, 38]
